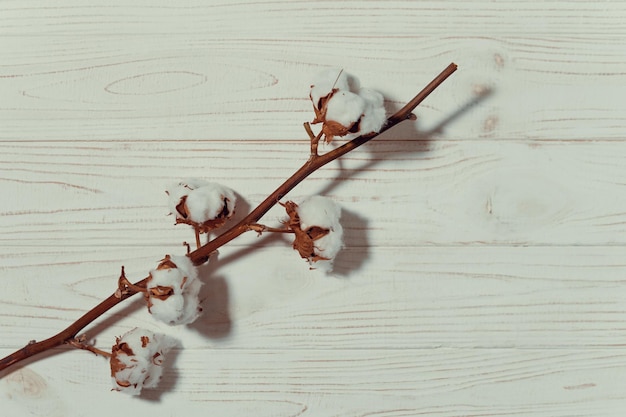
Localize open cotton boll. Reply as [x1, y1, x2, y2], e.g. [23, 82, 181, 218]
[288, 196, 344, 272]
[298, 196, 344, 268]
[146, 255, 202, 325]
[166, 178, 211, 219]
[309, 68, 351, 111]
[110, 327, 178, 396]
[305, 220, 344, 272]
[321, 90, 367, 142]
[356, 88, 387, 136]
[297, 195, 342, 230]
[184, 183, 236, 224]
[167, 179, 237, 233]
[324, 91, 366, 129]
[339, 88, 386, 140]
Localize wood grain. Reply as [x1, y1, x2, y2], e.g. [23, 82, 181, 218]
[1, 0, 626, 416]
[2, 140, 626, 247]
[1, 3, 625, 141]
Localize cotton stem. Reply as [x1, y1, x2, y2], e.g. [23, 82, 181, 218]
[0, 63, 456, 373]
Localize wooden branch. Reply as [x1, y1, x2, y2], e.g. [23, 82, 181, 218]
[0, 63, 456, 373]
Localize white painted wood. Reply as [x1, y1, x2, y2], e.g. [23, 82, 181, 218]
[1, 1, 626, 416]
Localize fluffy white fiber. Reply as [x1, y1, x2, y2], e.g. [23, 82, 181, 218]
[147, 255, 202, 326]
[310, 68, 386, 140]
[167, 179, 236, 224]
[110, 327, 178, 396]
[309, 68, 351, 110]
[324, 90, 366, 130]
[297, 196, 344, 272]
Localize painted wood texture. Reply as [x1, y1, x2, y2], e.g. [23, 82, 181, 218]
[1, 1, 625, 416]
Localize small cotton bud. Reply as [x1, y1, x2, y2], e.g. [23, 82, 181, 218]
[166, 179, 236, 232]
[146, 255, 202, 325]
[110, 328, 178, 396]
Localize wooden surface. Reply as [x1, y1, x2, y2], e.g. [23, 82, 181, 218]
[2, 1, 626, 415]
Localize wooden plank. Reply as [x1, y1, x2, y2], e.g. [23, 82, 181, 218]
[2, 347, 626, 416]
[2, 1, 626, 414]
[1, 246, 625, 351]
[2, 140, 626, 247]
[1, 2, 625, 141]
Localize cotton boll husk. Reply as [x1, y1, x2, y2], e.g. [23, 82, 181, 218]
[297, 196, 342, 230]
[324, 91, 366, 131]
[184, 183, 236, 223]
[166, 179, 210, 218]
[110, 328, 178, 395]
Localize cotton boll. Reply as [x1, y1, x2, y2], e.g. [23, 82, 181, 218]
[324, 91, 366, 129]
[321, 90, 367, 142]
[183, 183, 236, 224]
[298, 197, 344, 271]
[310, 68, 351, 110]
[291, 196, 344, 272]
[341, 88, 387, 140]
[167, 179, 237, 233]
[166, 179, 210, 219]
[308, 220, 344, 271]
[110, 328, 178, 395]
[146, 255, 202, 325]
[297, 195, 341, 230]
[357, 88, 387, 135]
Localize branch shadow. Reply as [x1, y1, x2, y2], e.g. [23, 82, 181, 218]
[311, 90, 493, 274]
[331, 207, 369, 277]
[140, 345, 181, 402]
[319, 88, 494, 197]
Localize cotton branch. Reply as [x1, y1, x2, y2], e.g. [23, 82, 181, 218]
[187, 62, 458, 265]
[0, 62, 457, 374]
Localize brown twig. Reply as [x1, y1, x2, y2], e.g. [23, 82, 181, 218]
[0, 63, 457, 374]
[66, 338, 112, 359]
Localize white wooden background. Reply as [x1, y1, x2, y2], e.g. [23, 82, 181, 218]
[1, 1, 626, 416]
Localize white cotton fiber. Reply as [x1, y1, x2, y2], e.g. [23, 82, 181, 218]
[296, 196, 344, 272]
[324, 90, 366, 129]
[309, 68, 386, 141]
[183, 183, 236, 223]
[166, 178, 210, 218]
[166, 179, 236, 225]
[297, 195, 342, 230]
[356, 88, 387, 135]
[147, 255, 202, 326]
[110, 328, 178, 396]
[310, 68, 351, 110]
